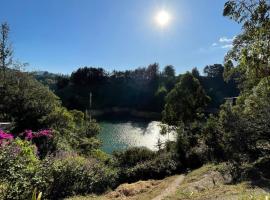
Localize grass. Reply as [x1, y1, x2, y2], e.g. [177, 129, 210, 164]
[165, 164, 270, 200]
[66, 175, 180, 200]
[67, 164, 270, 200]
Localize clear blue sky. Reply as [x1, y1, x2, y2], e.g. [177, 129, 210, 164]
[0, 0, 241, 74]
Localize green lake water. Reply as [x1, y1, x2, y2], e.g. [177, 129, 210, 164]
[97, 119, 175, 153]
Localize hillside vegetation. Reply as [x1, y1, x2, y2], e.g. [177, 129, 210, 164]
[0, 0, 270, 199]
[67, 164, 270, 200]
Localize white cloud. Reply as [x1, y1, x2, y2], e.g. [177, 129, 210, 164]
[219, 36, 236, 43]
[209, 35, 235, 50]
[221, 44, 233, 49]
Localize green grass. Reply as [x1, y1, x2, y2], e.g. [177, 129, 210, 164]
[165, 164, 270, 200]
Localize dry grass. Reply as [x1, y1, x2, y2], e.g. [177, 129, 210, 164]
[66, 175, 180, 200]
[66, 164, 270, 200]
[165, 164, 270, 200]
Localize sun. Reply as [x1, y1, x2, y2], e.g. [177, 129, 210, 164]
[155, 10, 171, 27]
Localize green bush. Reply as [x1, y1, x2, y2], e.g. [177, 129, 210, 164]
[0, 139, 43, 200]
[113, 147, 156, 168]
[41, 152, 118, 199]
[120, 151, 180, 182]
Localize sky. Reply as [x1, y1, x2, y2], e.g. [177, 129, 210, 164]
[0, 0, 241, 74]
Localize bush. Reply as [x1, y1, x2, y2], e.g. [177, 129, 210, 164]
[120, 151, 180, 183]
[0, 139, 43, 200]
[113, 147, 156, 168]
[41, 152, 118, 199]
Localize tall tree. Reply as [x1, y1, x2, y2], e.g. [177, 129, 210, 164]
[162, 72, 210, 126]
[163, 65, 175, 78]
[203, 64, 224, 78]
[0, 23, 12, 85]
[223, 0, 270, 91]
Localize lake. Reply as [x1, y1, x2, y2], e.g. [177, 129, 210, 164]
[97, 119, 176, 153]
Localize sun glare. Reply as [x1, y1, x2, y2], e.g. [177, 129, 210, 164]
[155, 10, 171, 27]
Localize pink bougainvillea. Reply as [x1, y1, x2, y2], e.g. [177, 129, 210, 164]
[24, 130, 33, 140]
[0, 129, 53, 146]
[36, 129, 53, 138]
[0, 130, 14, 145]
[0, 130, 14, 140]
[23, 129, 53, 140]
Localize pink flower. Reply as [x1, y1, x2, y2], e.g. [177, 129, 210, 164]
[24, 130, 34, 140]
[0, 130, 14, 146]
[37, 129, 53, 138]
[23, 129, 53, 140]
[0, 130, 14, 140]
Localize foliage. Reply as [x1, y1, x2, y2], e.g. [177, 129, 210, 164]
[43, 64, 237, 114]
[0, 128, 54, 158]
[0, 22, 12, 85]
[223, 0, 270, 91]
[162, 72, 210, 125]
[21, 129, 54, 158]
[0, 69, 61, 132]
[0, 139, 43, 200]
[113, 147, 155, 168]
[0, 130, 13, 142]
[54, 64, 164, 112]
[41, 152, 118, 199]
[32, 188, 42, 200]
[203, 64, 224, 78]
[199, 64, 239, 109]
[202, 115, 225, 161]
[201, 77, 270, 181]
[120, 151, 179, 182]
[113, 147, 180, 183]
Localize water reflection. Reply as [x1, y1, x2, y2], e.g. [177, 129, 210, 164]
[97, 120, 176, 153]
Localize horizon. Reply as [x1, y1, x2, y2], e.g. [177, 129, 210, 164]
[1, 0, 241, 74]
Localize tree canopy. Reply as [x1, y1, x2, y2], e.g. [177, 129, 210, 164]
[162, 72, 210, 125]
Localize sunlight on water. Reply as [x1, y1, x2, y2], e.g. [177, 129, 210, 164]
[98, 120, 176, 153]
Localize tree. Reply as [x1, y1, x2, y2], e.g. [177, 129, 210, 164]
[163, 65, 175, 78]
[203, 64, 224, 78]
[162, 72, 210, 126]
[0, 23, 13, 85]
[1, 70, 61, 132]
[191, 67, 200, 79]
[211, 77, 270, 164]
[161, 65, 176, 92]
[223, 0, 270, 91]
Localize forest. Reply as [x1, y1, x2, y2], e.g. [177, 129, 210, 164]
[0, 0, 270, 199]
[34, 63, 238, 114]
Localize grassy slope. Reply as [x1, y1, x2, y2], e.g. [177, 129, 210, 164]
[66, 175, 180, 200]
[165, 164, 270, 200]
[66, 164, 270, 200]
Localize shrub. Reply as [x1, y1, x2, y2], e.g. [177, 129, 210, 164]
[21, 129, 54, 158]
[0, 182, 8, 200]
[41, 152, 118, 199]
[120, 151, 180, 182]
[0, 139, 43, 200]
[113, 147, 156, 168]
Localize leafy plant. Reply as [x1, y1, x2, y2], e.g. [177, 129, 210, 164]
[32, 188, 42, 200]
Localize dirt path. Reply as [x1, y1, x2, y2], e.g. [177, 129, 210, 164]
[151, 175, 185, 200]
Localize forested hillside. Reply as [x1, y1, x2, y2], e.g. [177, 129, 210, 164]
[34, 64, 239, 114]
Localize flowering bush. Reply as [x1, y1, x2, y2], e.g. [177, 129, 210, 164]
[0, 129, 53, 158]
[0, 130, 13, 145]
[0, 139, 42, 200]
[41, 152, 119, 199]
[23, 129, 53, 140]
[21, 129, 54, 158]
